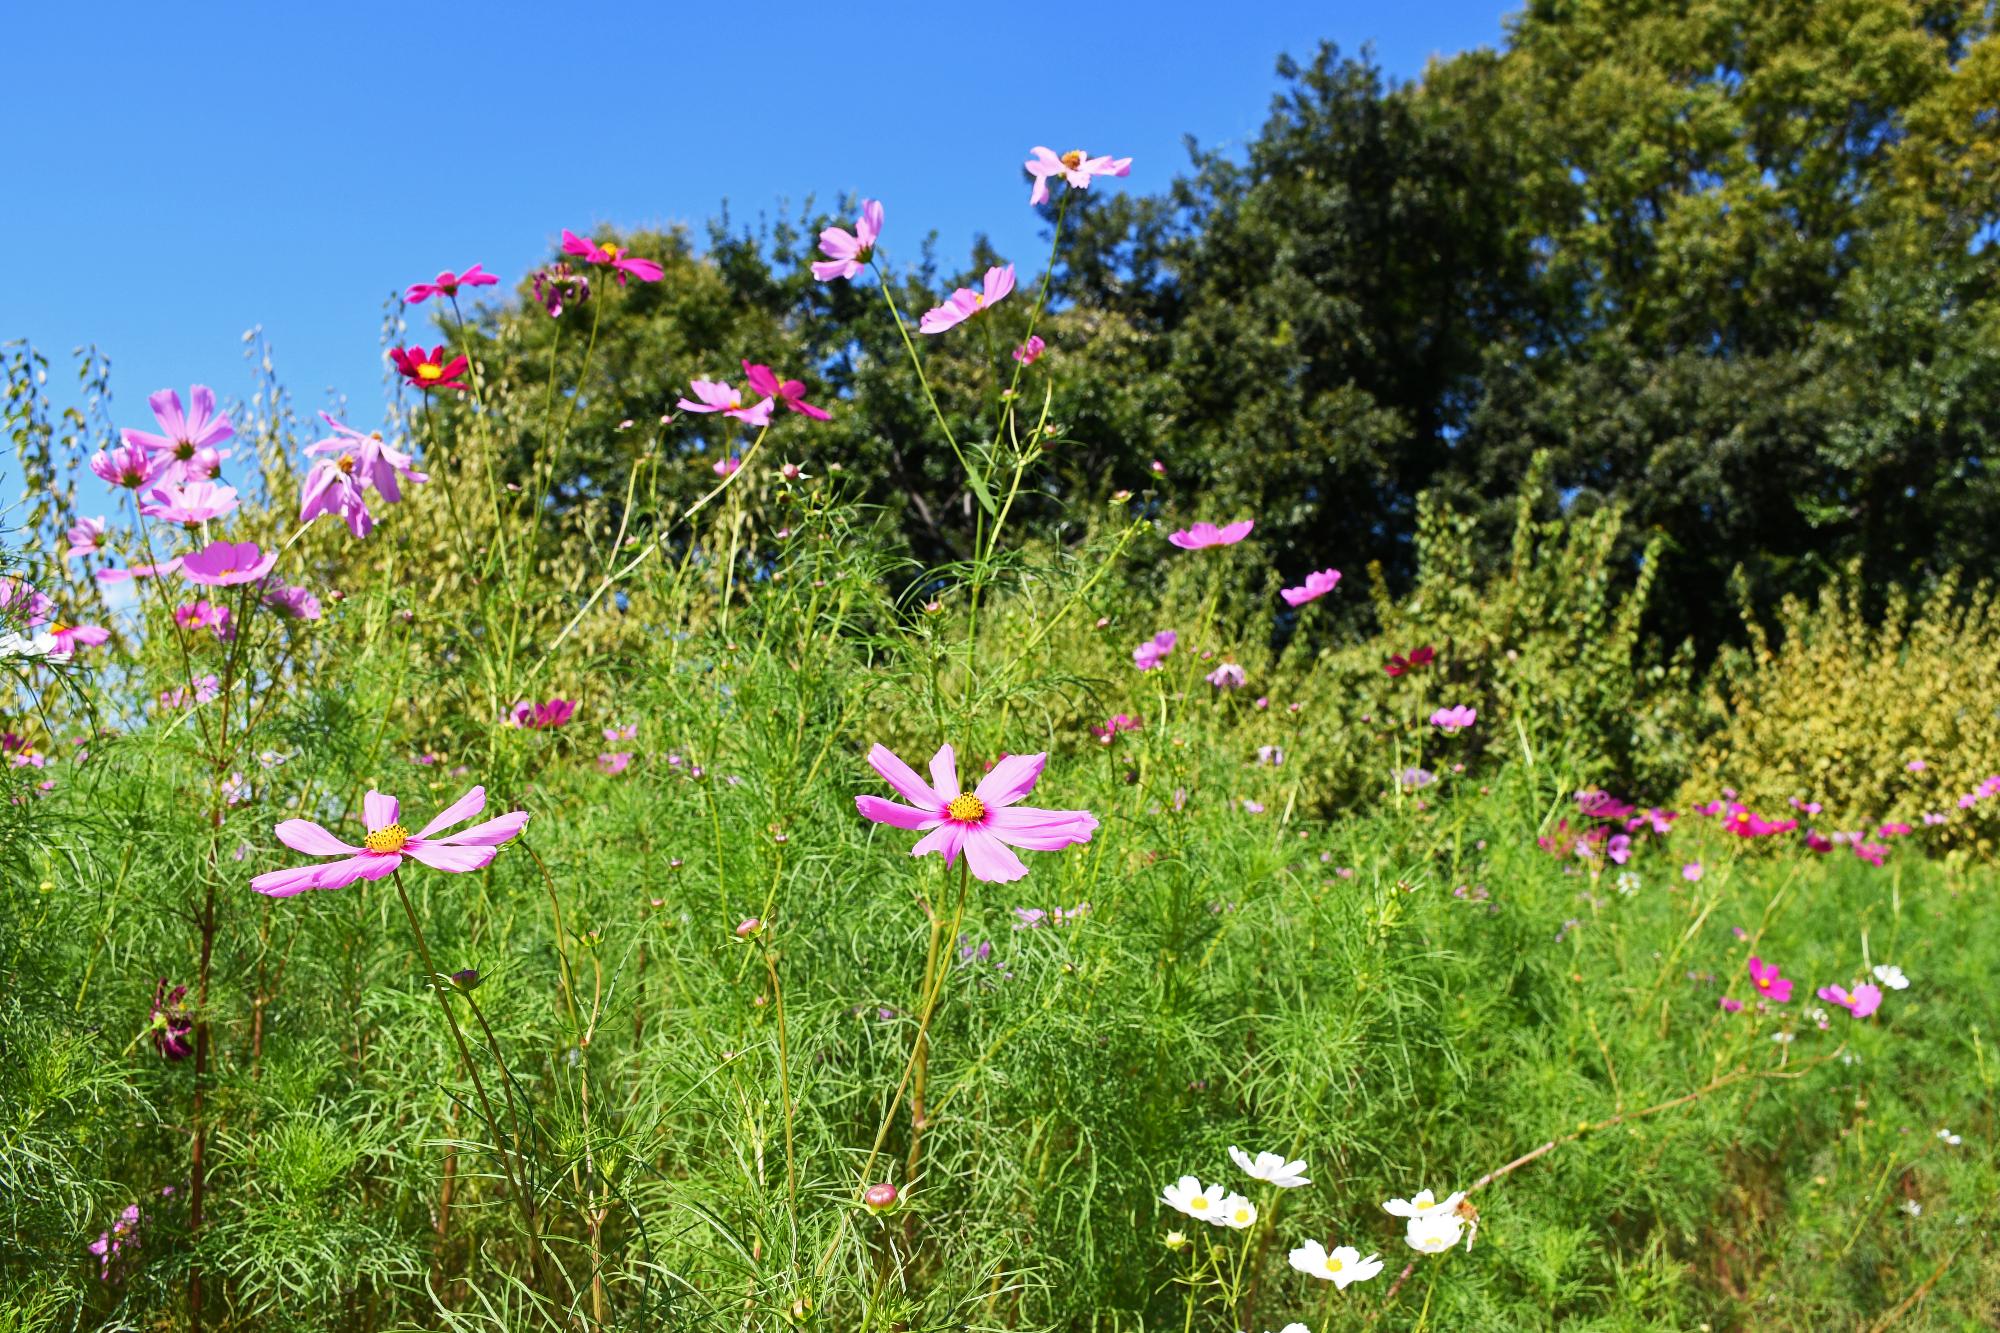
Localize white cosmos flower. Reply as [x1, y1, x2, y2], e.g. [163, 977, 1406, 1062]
[1405, 1209, 1466, 1253]
[1229, 1145, 1311, 1187]
[1161, 1175, 1226, 1223]
[1288, 1239, 1384, 1288]
[1937, 1128, 1961, 1146]
[1215, 1193, 1259, 1229]
[1382, 1188, 1463, 1219]
[1873, 964, 1909, 990]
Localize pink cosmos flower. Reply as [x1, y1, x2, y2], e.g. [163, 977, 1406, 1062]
[1206, 662, 1247, 690]
[309, 414, 428, 501]
[855, 743, 1098, 883]
[64, 517, 107, 561]
[404, 264, 499, 303]
[95, 559, 181, 584]
[1718, 996, 1743, 1014]
[181, 540, 278, 587]
[1681, 861, 1704, 882]
[598, 752, 633, 776]
[919, 265, 1015, 335]
[1852, 840, 1889, 867]
[0, 578, 51, 629]
[677, 379, 775, 427]
[1747, 956, 1794, 1004]
[506, 698, 575, 730]
[1817, 982, 1883, 1019]
[122, 386, 235, 484]
[1024, 146, 1132, 206]
[299, 456, 375, 538]
[1091, 713, 1142, 744]
[46, 619, 110, 656]
[1168, 519, 1254, 550]
[174, 600, 233, 639]
[90, 443, 165, 491]
[604, 723, 637, 743]
[140, 480, 239, 525]
[560, 229, 664, 284]
[1132, 629, 1177, 671]
[712, 456, 741, 478]
[249, 786, 530, 897]
[812, 199, 883, 282]
[1280, 568, 1341, 607]
[1013, 335, 1046, 366]
[743, 361, 830, 420]
[159, 675, 221, 708]
[1431, 705, 1477, 735]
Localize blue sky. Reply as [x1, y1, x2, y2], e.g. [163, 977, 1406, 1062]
[2, 1, 1510, 496]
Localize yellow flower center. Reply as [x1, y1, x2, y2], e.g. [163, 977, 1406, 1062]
[1061, 149, 1086, 169]
[945, 793, 986, 823]
[603, 242, 621, 259]
[363, 823, 409, 854]
[337, 454, 357, 474]
[416, 363, 443, 381]
[1189, 1194, 1209, 1211]
[1328, 1256, 1344, 1272]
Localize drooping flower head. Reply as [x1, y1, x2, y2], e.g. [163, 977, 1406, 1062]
[1431, 705, 1477, 735]
[1024, 146, 1132, 206]
[149, 979, 194, 1060]
[811, 199, 883, 282]
[91, 443, 166, 491]
[299, 456, 374, 538]
[855, 743, 1097, 883]
[390, 345, 470, 393]
[260, 581, 321, 622]
[1747, 956, 1794, 1003]
[309, 413, 428, 502]
[560, 229, 664, 284]
[404, 264, 499, 303]
[1168, 519, 1254, 550]
[677, 379, 775, 427]
[1228, 1146, 1310, 1188]
[532, 262, 591, 317]
[918, 264, 1015, 335]
[64, 516, 107, 561]
[181, 541, 278, 587]
[1281, 568, 1341, 607]
[121, 386, 235, 483]
[742, 361, 830, 420]
[140, 480, 239, 525]
[1132, 629, 1177, 671]
[249, 786, 529, 896]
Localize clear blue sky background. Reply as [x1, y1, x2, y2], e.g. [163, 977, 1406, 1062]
[2, 0, 1511, 502]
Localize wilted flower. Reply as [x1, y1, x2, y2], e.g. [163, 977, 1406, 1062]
[1168, 519, 1253, 550]
[855, 744, 1097, 884]
[148, 979, 194, 1060]
[1256, 745, 1285, 766]
[532, 262, 590, 316]
[249, 786, 529, 896]
[812, 199, 883, 282]
[1228, 1146, 1309, 1187]
[1280, 568, 1341, 607]
[560, 229, 664, 283]
[919, 264, 1015, 335]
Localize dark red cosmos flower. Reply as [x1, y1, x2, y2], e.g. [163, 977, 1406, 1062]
[150, 979, 193, 1060]
[390, 345, 470, 393]
[1384, 645, 1436, 677]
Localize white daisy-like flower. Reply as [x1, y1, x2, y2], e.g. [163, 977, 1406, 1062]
[1873, 964, 1909, 990]
[1229, 1146, 1311, 1188]
[1772, 1031, 1795, 1044]
[1405, 1209, 1466, 1253]
[1215, 1193, 1259, 1229]
[1382, 1188, 1464, 1219]
[1937, 1128, 1962, 1146]
[1615, 871, 1640, 896]
[1277, 1325, 1311, 1333]
[1288, 1239, 1384, 1288]
[1901, 1199, 1922, 1217]
[1161, 1175, 1225, 1223]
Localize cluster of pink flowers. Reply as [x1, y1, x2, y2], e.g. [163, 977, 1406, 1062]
[1092, 713, 1142, 744]
[1719, 954, 1893, 1021]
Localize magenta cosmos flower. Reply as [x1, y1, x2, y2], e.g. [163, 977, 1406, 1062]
[140, 480, 239, 526]
[181, 540, 278, 587]
[1169, 519, 1254, 550]
[1281, 568, 1341, 607]
[1746, 956, 1793, 1004]
[390, 345, 470, 393]
[1024, 146, 1132, 206]
[250, 786, 529, 896]
[1431, 705, 1477, 735]
[678, 379, 774, 427]
[812, 199, 883, 282]
[1012, 335, 1046, 366]
[560, 229, 664, 284]
[919, 265, 1015, 335]
[742, 361, 830, 420]
[405, 264, 499, 303]
[122, 386, 235, 484]
[855, 743, 1097, 883]
[90, 443, 165, 492]
[49, 619, 111, 655]
[1817, 982, 1883, 1019]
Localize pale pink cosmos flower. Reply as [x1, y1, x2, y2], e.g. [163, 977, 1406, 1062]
[712, 456, 741, 478]
[181, 540, 279, 587]
[1206, 662, 1247, 690]
[49, 620, 111, 655]
[599, 752, 633, 776]
[174, 600, 232, 640]
[1817, 982, 1883, 1019]
[1431, 705, 1477, 735]
[743, 361, 831, 420]
[309, 414, 428, 502]
[560, 229, 664, 283]
[1024, 146, 1132, 206]
[404, 264, 499, 303]
[299, 457, 375, 538]
[1681, 862, 1704, 882]
[95, 559, 182, 585]
[64, 517, 107, 561]
[1013, 335, 1046, 366]
[122, 386, 235, 483]
[919, 265, 1015, 335]
[140, 480, 239, 525]
[1132, 629, 1177, 671]
[1168, 520, 1254, 550]
[1281, 568, 1341, 607]
[250, 786, 529, 896]
[812, 199, 883, 282]
[90, 444, 165, 491]
[855, 743, 1098, 883]
[677, 380, 775, 427]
